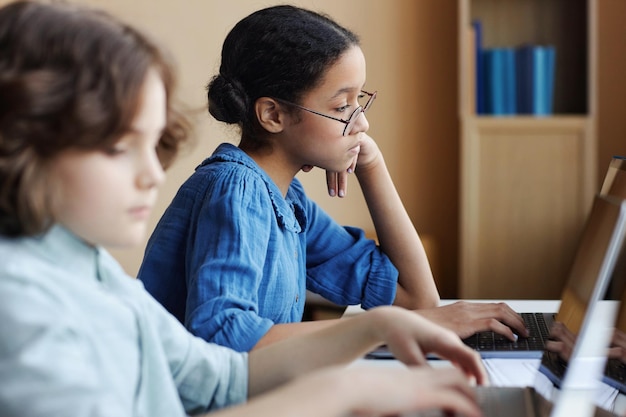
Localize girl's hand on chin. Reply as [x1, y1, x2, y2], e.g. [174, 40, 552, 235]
[300, 164, 349, 198]
[354, 133, 382, 172]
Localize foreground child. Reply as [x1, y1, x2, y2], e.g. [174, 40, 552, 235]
[0, 2, 486, 416]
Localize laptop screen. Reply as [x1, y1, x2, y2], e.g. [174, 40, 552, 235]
[534, 195, 626, 410]
[600, 242, 626, 394]
[598, 155, 626, 394]
[552, 194, 626, 344]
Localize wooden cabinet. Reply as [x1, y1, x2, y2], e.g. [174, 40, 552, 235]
[458, 0, 597, 299]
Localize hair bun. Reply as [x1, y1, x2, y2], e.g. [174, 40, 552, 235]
[207, 74, 248, 124]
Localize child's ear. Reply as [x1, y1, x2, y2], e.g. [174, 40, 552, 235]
[255, 98, 286, 133]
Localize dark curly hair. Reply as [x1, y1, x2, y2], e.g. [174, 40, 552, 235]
[206, 5, 359, 147]
[0, 0, 191, 237]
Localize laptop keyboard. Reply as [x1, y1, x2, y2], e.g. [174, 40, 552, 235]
[538, 350, 568, 387]
[604, 358, 626, 392]
[463, 313, 551, 352]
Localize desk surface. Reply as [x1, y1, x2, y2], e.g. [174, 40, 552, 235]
[343, 299, 561, 318]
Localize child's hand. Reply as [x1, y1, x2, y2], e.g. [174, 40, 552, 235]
[369, 306, 489, 386]
[324, 133, 381, 198]
[275, 365, 482, 417]
[416, 301, 530, 342]
[336, 366, 483, 417]
[325, 169, 351, 198]
[352, 133, 381, 172]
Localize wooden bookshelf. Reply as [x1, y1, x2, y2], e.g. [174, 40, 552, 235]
[458, 0, 597, 299]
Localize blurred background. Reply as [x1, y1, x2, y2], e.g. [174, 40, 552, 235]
[6, 0, 625, 299]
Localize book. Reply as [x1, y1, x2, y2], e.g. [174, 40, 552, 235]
[467, 24, 476, 114]
[472, 20, 485, 114]
[483, 47, 516, 115]
[543, 45, 556, 115]
[502, 48, 517, 114]
[516, 45, 533, 114]
[516, 45, 556, 115]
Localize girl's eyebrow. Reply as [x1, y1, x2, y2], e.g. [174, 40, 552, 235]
[329, 86, 365, 100]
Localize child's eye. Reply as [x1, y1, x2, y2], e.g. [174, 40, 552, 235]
[103, 145, 127, 156]
[336, 105, 350, 113]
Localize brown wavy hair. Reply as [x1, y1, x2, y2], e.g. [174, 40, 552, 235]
[0, 0, 191, 237]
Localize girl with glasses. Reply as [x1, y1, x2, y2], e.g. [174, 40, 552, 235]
[138, 4, 528, 353]
[0, 1, 488, 416]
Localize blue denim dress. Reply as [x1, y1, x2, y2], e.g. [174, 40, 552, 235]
[138, 143, 398, 352]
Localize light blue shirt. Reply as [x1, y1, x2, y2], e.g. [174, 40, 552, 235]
[0, 225, 248, 417]
[138, 143, 398, 352]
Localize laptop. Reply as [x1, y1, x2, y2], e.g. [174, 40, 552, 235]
[602, 292, 626, 393]
[467, 297, 621, 417]
[600, 156, 626, 198]
[541, 221, 626, 394]
[460, 157, 626, 358]
[368, 194, 626, 359]
[402, 194, 626, 417]
[598, 156, 626, 393]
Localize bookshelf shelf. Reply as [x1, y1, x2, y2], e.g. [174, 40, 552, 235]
[458, 0, 597, 299]
[471, 115, 589, 126]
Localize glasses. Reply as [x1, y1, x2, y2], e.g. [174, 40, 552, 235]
[276, 90, 377, 136]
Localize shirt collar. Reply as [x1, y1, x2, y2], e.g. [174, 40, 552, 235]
[199, 143, 305, 233]
[29, 224, 100, 281]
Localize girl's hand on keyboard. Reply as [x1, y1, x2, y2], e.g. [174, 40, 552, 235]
[414, 301, 530, 341]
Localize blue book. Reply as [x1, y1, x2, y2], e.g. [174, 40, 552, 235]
[543, 46, 556, 114]
[502, 48, 517, 114]
[532, 47, 546, 114]
[472, 20, 485, 114]
[516, 45, 533, 113]
[516, 45, 556, 115]
[483, 49, 498, 114]
[484, 48, 516, 115]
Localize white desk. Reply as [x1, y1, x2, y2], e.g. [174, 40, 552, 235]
[343, 299, 561, 317]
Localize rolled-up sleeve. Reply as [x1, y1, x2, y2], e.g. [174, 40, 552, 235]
[184, 168, 278, 352]
[143, 291, 249, 413]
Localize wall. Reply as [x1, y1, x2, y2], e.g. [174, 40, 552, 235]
[37, 0, 460, 296]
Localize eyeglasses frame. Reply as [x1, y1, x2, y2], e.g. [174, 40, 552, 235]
[274, 90, 377, 136]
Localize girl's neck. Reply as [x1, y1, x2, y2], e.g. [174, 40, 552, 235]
[239, 141, 297, 197]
